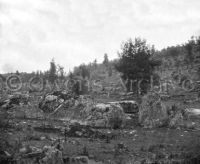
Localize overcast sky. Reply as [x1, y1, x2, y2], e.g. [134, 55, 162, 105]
[0, 0, 200, 73]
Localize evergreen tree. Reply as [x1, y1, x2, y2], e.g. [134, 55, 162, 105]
[103, 53, 109, 66]
[49, 58, 57, 84]
[115, 37, 159, 92]
[57, 65, 65, 80]
[93, 59, 97, 68]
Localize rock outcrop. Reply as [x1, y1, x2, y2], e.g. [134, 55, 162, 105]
[139, 92, 186, 129]
[82, 103, 126, 129]
[38, 90, 76, 113]
[139, 92, 168, 128]
[0, 93, 30, 109]
[109, 100, 138, 114]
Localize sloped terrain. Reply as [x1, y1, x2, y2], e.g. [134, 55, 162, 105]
[1, 90, 200, 164]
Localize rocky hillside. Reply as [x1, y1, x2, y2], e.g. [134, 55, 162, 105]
[73, 37, 200, 98]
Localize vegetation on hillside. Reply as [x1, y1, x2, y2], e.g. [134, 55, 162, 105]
[1, 36, 200, 96]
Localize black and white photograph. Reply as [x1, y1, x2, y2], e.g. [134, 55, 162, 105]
[0, 0, 200, 163]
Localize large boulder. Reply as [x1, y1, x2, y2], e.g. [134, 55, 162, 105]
[38, 90, 76, 113]
[83, 103, 126, 129]
[139, 92, 168, 128]
[38, 95, 62, 113]
[139, 92, 186, 128]
[109, 100, 138, 114]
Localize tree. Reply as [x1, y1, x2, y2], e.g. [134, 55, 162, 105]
[115, 37, 158, 92]
[68, 71, 74, 80]
[79, 64, 90, 79]
[16, 70, 20, 75]
[74, 64, 90, 79]
[93, 59, 97, 68]
[49, 58, 57, 84]
[103, 53, 109, 66]
[184, 38, 195, 65]
[57, 64, 65, 80]
[67, 71, 80, 95]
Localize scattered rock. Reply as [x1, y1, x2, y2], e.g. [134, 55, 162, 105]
[38, 90, 76, 113]
[63, 156, 89, 164]
[40, 146, 64, 164]
[0, 93, 30, 109]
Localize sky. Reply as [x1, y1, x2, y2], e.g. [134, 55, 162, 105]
[0, 0, 200, 73]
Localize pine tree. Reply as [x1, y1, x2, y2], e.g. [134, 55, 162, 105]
[103, 53, 109, 66]
[49, 58, 57, 84]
